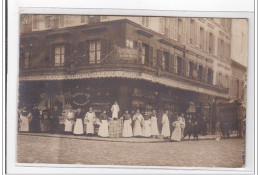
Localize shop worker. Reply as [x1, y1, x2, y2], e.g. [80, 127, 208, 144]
[19, 106, 32, 132]
[150, 110, 160, 138]
[98, 111, 109, 137]
[122, 110, 133, 138]
[73, 108, 84, 136]
[132, 109, 144, 137]
[64, 108, 75, 134]
[178, 113, 186, 139]
[30, 104, 41, 133]
[50, 105, 61, 134]
[111, 101, 120, 120]
[84, 107, 96, 136]
[161, 110, 170, 139]
[142, 111, 151, 138]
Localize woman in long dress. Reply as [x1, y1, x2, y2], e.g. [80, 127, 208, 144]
[64, 109, 74, 134]
[73, 108, 84, 135]
[150, 110, 159, 138]
[161, 111, 170, 139]
[84, 107, 96, 136]
[98, 111, 109, 137]
[142, 111, 151, 138]
[132, 109, 144, 137]
[19, 107, 31, 132]
[179, 113, 186, 138]
[171, 117, 183, 142]
[122, 110, 133, 138]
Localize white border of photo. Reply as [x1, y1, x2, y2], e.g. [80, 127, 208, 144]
[6, 0, 255, 174]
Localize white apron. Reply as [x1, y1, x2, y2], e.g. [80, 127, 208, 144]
[161, 114, 170, 137]
[65, 119, 73, 132]
[98, 120, 109, 137]
[150, 116, 159, 135]
[20, 115, 30, 132]
[142, 119, 151, 137]
[133, 114, 143, 136]
[85, 112, 96, 134]
[122, 119, 133, 137]
[73, 119, 84, 135]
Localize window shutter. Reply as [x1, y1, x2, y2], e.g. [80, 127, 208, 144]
[212, 34, 215, 55]
[186, 19, 190, 44]
[216, 71, 219, 86]
[173, 55, 178, 74]
[169, 54, 174, 72]
[101, 39, 108, 59]
[78, 41, 86, 61]
[149, 46, 153, 66]
[182, 58, 186, 76]
[194, 22, 198, 46]
[186, 60, 190, 77]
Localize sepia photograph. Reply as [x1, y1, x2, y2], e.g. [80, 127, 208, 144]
[17, 15, 248, 168]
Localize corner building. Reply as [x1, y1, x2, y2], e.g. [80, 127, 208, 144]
[19, 16, 233, 134]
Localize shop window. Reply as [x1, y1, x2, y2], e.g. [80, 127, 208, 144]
[162, 51, 170, 71]
[89, 40, 101, 64]
[177, 56, 182, 75]
[207, 68, 213, 84]
[54, 45, 65, 66]
[198, 65, 203, 81]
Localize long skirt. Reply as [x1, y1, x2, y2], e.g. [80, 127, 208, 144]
[40, 119, 51, 132]
[20, 116, 29, 132]
[150, 120, 159, 136]
[73, 119, 84, 135]
[142, 120, 151, 137]
[98, 120, 109, 137]
[171, 127, 182, 141]
[133, 121, 142, 136]
[161, 122, 170, 137]
[86, 122, 95, 134]
[108, 120, 122, 138]
[122, 119, 133, 137]
[64, 119, 73, 132]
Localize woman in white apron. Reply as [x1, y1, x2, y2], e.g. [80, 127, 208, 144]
[142, 111, 151, 138]
[19, 107, 31, 132]
[161, 111, 170, 139]
[64, 109, 74, 134]
[122, 110, 133, 138]
[171, 117, 184, 142]
[73, 108, 84, 135]
[150, 110, 159, 138]
[84, 107, 96, 136]
[132, 109, 144, 137]
[98, 111, 109, 137]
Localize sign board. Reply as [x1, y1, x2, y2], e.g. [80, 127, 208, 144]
[116, 47, 139, 60]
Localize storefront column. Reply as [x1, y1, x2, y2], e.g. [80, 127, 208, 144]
[118, 82, 130, 115]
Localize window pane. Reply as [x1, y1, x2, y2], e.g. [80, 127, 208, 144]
[55, 47, 60, 54]
[90, 42, 95, 51]
[55, 55, 60, 66]
[89, 52, 95, 63]
[61, 55, 64, 65]
[96, 51, 101, 63]
[61, 45, 65, 54]
[96, 41, 101, 50]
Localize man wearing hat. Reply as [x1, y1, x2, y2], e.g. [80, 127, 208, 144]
[50, 105, 61, 134]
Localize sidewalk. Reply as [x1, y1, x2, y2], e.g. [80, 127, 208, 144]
[18, 132, 239, 143]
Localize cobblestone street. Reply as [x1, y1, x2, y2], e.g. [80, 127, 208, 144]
[17, 134, 245, 168]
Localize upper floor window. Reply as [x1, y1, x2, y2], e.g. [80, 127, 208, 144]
[190, 19, 195, 44]
[207, 68, 213, 84]
[177, 18, 183, 42]
[45, 15, 53, 29]
[32, 15, 38, 30]
[54, 45, 65, 66]
[89, 40, 101, 64]
[189, 61, 194, 78]
[142, 17, 149, 27]
[209, 33, 214, 54]
[162, 51, 169, 71]
[199, 27, 204, 50]
[198, 65, 203, 81]
[177, 56, 182, 75]
[24, 50, 30, 68]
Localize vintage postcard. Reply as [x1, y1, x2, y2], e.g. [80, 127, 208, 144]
[17, 15, 248, 168]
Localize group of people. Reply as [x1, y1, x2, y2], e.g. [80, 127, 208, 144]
[18, 101, 204, 142]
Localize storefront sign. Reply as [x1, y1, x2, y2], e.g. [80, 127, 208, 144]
[72, 92, 90, 106]
[117, 48, 139, 59]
